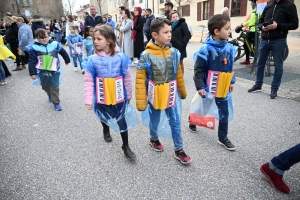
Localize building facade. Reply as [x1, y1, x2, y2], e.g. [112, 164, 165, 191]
[89, 0, 109, 16]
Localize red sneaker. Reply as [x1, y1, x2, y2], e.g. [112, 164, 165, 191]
[149, 139, 164, 152]
[240, 60, 250, 65]
[174, 149, 191, 165]
[260, 163, 290, 194]
[247, 63, 252, 68]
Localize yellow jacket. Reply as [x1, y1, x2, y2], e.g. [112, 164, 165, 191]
[136, 40, 187, 111]
[0, 36, 16, 60]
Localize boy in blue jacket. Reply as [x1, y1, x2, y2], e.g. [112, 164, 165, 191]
[190, 14, 237, 151]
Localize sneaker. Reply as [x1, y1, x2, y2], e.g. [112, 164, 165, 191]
[48, 96, 53, 102]
[54, 104, 62, 111]
[248, 85, 262, 93]
[74, 67, 78, 72]
[218, 138, 236, 151]
[81, 69, 85, 74]
[247, 63, 252, 68]
[122, 144, 136, 160]
[270, 89, 278, 99]
[188, 124, 197, 132]
[240, 60, 250, 65]
[21, 65, 26, 69]
[103, 127, 112, 142]
[134, 60, 139, 64]
[12, 66, 22, 71]
[260, 163, 290, 193]
[174, 149, 191, 165]
[149, 139, 164, 152]
[0, 82, 5, 86]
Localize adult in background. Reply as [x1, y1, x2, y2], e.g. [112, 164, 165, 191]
[106, 15, 116, 31]
[248, 0, 298, 99]
[66, 15, 80, 37]
[16, 17, 34, 65]
[3, 16, 23, 71]
[84, 5, 103, 28]
[0, 19, 5, 36]
[132, 6, 145, 62]
[31, 15, 46, 38]
[221, 7, 232, 38]
[170, 12, 190, 74]
[164, 2, 174, 20]
[116, 9, 133, 60]
[52, 19, 62, 43]
[61, 17, 67, 44]
[144, 8, 155, 42]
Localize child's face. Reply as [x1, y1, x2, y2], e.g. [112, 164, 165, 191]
[37, 33, 49, 45]
[70, 27, 76, 34]
[93, 31, 110, 52]
[214, 21, 231, 41]
[88, 28, 93, 36]
[152, 24, 172, 46]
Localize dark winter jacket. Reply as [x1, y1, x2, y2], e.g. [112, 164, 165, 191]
[133, 15, 145, 59]
[31, 18, 46, 38]
[144, 14, 155, 40]
[170, 18, 190, 59]
[84, 14, 103, 28]
[5, 22, 19, 44]
[258, 0, 298, 41]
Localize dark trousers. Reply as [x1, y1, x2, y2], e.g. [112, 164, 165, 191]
[9, 43, 21, 66]
[244, 31, 255, 61]
[215, 98, 229, 140]
[42, 86, 60, 104]
[2, 61, 11, 77]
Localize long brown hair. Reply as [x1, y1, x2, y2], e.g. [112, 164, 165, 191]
[93, 24, 116, 55]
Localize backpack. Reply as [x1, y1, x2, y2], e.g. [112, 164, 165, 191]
[187, 25, 193, 39]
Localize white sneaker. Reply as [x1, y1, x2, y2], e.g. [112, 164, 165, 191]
[74, 67, 78, 72]
[134, 60, 139, 64]
[81, 69, 85, 74]
[6, 58, 13, 61]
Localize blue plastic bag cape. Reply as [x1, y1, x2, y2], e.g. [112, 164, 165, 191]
[82, 53, 139, 132]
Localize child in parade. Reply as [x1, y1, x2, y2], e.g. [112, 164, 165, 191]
[82, 25, 138, 160]
[83, 26, 94, 58]
[66, 25, 84, 73]
[26, 28, 70, 111]
[190, 14, 237, 151]
[135, 18, 191, 165]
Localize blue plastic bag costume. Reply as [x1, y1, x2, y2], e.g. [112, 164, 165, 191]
[82, 53, 139, 132]
[83, 37, 94, 57]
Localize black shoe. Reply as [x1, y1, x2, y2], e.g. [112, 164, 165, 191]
[270, 89, 278, 99]
[103, 127, 112, 142]
[248, 85, 262, 93]
[188, 124, 197, 132]
[218, 138, 236, 151]
[122, 145, 136, 160]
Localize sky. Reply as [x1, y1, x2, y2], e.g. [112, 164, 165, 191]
[62, 0, 90, 14]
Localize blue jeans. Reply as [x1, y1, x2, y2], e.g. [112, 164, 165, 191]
[215, 98, 229, 140]
[0, 61, 5, 81]
[255, 38, 287, 90]
[148, 104, 183, 151]
[54, 33, 62, 43]
[72, 54, 83, 69]
[270, 143, 300, 175]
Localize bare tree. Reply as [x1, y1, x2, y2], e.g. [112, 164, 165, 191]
[173, 0, 194, 16]
[96, 0, 106, 15]
[0, 0, 17, 17]
[120, 0, 129, 9]
[63, 0, 76, 15]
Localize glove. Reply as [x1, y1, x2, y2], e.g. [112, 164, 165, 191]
[235, 25, 243, 33]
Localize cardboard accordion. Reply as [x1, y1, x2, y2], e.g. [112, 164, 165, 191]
[35, 55, 58, 71]
[207, 70, 234, 98]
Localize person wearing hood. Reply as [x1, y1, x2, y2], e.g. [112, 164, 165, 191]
[144, 8, 155, 42]
[191, 14, 237, 151]
[31, 15, 46, 38]
[132, 6, 145, 62]
[170, 12, 190, 74]
[84, 5, 103, 28]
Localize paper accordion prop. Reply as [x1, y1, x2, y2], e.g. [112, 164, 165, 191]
[189, 113, 215, 130]
[96, 76, 125, 105]
[72, 46, 82, 55]
[35, 55, 58, 71]
[207, 70, 234, 98]
[148, 80, 177, 110]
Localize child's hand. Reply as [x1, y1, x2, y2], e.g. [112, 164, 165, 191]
[198, 89, 206, 97]
[31, 75, 37, 80]
[86, 104, 92, 110]
[229, 84, 234, 92]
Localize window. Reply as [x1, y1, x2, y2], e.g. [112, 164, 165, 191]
[160, 0, 164, 3]
[231, 0, 247, 17]
[203, 1, 210, 20]
[182, 5, 190, 17]
[139, 0, 143, 3]
[29, 0, 33, 4]
[23, 0, 27, 4]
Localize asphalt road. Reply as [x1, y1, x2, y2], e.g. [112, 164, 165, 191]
[1, 43, 299, 199]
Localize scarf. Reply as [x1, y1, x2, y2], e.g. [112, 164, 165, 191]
[132, 6, 142, 42]
[172, 19, 180, 30]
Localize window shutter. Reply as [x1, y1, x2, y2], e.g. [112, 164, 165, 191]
[224, 0, 230, 8]
[240, 0, 247, 16]
[187, 4, 190, 16]
[209, 0, 214, 17]
[197, 2, 202, 21]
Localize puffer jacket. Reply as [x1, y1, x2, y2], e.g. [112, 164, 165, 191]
[258, 0, 298, 40]
[135, 39, 187, 111]
[18, 23, 34, 52]
[31, 18, 46, 38]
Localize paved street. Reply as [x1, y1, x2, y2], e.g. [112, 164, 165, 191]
[1, 41, 300, 199]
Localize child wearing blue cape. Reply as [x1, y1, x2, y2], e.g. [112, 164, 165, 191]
[27, 28, 70, 111]
[190, 14, 237, 151]
[82, 25, 139, 160]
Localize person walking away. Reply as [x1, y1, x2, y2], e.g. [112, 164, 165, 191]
[82, 25, 138, 160]
[132, 7, 145, 64]
[31, 15, 46, 38]
[247, 0, 298, 99]
[190, 14, 237, 151]
[26, 28, 70, 111]
[135, 18, 191, 165]
[170, 12, 190, 74]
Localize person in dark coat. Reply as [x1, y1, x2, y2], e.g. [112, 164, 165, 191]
[132, 6, 145, 61]
[144, 8, 155, 42]
[3, 16, 23, 71]
[84, 5, 103, 28]
[170, 12, 190, 74]
[31, 15, 46, 38]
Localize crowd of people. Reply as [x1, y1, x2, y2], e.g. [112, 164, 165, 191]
[0, 0, 299, 195]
